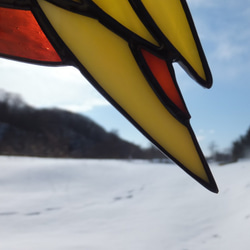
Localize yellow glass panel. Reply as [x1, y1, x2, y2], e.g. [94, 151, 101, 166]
[92, 0, 158, 46]
[142, 0, 206, 81]
[38, 0, 209, 183]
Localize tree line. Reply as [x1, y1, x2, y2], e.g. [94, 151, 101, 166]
[0, 89, 166, 160]
[210, 127, 250, 163]
[2, 89, 249, 163]
[231, 127, 250, 161]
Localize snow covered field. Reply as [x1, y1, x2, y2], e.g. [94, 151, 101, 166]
[0, 156, 250, 250]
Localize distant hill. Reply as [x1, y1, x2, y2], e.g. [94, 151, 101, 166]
[0, 90, 165, 159]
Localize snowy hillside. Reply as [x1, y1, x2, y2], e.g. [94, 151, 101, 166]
[0, 156, 250, 250]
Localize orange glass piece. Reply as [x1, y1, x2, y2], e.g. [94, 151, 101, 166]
[0, 7, 61, 62]
[141, 49, 188, 116]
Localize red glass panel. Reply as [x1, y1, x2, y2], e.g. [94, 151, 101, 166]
[0, 7, 61, 62]
[141, 49, 188, 116]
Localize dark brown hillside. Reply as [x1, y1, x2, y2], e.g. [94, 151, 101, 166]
[0, 90, 165, 159]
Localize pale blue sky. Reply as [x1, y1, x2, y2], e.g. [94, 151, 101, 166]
[1, 0, 250, 156]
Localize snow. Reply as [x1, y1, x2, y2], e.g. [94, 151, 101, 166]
[0, 156, 250, 250]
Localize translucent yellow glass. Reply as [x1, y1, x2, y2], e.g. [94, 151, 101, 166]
[92, 0, 158, 46]
[38, 0, 210, 183]
[142, 0, 206, 81]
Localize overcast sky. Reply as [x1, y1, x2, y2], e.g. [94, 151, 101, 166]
[1, 0, 250, 156]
